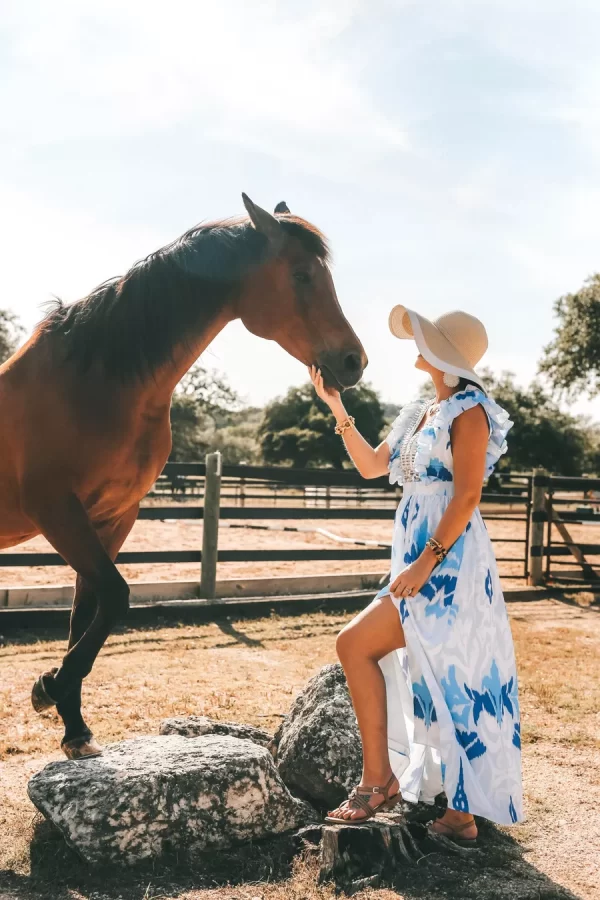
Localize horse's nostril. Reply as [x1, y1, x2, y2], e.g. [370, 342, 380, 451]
[344, 352, 362, 373]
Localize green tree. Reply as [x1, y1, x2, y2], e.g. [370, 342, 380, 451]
[259, 382, 386, 469]
[539, 274, 600, 396]
[486, 371, 589, 475]
[0, 310, 24, 364]
[382, 400, 402, 422]
[169, 393, 208, 462]
[198, 408, 263, 465]
[177, 364, 242, 415]
[170, 363, 244, 462]
[417, 369, 596, 475]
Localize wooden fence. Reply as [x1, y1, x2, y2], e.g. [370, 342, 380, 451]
[0, 455, 533, 595]
[529, 470, 600, 587]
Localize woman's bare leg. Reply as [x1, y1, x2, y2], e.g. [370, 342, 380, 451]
[330, 594, 405, 820]
[331, 593, 477, 836]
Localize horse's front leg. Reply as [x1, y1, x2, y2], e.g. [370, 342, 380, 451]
[55, 505, 139, 758]
[55, 576, 98, 756]
[22, 488, 135, 748]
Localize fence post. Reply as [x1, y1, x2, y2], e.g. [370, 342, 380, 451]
[200, 451, 222, 600]
[529, 468, 547, 586]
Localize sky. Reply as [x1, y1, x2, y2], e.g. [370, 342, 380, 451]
[2, 0, 600, 415]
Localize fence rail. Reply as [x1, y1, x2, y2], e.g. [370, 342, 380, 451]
[0, 458, 533, 590]
[528, 470, 600, 586]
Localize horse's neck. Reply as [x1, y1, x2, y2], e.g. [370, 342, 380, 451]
[143, 304, 235, 405]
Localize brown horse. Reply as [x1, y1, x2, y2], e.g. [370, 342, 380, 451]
[0, 194, 367, 757]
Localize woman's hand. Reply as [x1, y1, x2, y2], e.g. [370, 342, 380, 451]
[308, 365, 341, 410]
[306, 364, 390, 479]
[390, 554, 436, 600]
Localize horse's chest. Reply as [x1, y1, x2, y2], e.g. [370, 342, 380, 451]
[85, 423, 171, 518]
[112, 461, 161, 501]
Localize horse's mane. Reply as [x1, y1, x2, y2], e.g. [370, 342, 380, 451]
[38, 215, 329, 380]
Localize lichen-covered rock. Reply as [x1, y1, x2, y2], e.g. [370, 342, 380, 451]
[272, 663, 362, 807]
[28, 734, 312, 866]
[160, 715, 272, 748]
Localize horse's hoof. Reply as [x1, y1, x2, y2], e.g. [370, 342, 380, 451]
[62, 735, 103, 760]
[31, 668, 59, 713]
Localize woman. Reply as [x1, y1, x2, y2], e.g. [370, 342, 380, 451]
[309, 305, 523, 845]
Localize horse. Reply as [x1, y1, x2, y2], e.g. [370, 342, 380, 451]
[0, 194, 367, 758]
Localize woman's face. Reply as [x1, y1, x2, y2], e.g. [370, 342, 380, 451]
[415, 353, 436, 375]
[415, 353, 445, 382]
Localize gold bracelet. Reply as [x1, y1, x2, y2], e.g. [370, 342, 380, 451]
[425, 537, 448, 565]
[334, 415, 356, 436]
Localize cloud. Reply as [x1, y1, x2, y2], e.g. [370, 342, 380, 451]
[0, 184, 164, 326]
[3, 0, 600, 418]
[0, 0, 409, 179]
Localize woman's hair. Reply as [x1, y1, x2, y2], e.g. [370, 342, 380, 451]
[454, 376, 487, 396]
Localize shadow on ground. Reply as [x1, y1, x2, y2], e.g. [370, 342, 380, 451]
[3, 589, 597, 654]
[395, 816, 582, 900]
[0, 606, 346, 651]
[0, 810, 584, 900]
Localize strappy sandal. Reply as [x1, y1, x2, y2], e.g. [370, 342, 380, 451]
[427, 815, 478, 846]
[325, 773, 402, 825]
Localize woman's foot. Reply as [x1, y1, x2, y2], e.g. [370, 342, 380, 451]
[429, 810, 478, 843]
[326, 774, 401, 823]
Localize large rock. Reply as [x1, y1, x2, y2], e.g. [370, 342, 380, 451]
[272, 664, 362, 807]
[160, 715, 272, 748]
[28, 734, 314, 866]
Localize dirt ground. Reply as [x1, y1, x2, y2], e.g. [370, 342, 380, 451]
[0, 508, 535, 589]
[0, 596, 598, 900]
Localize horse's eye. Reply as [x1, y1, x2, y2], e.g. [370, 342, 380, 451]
[293, 270, 311, 285]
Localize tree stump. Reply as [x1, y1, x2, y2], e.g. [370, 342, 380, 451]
[318, 808, 477, 895]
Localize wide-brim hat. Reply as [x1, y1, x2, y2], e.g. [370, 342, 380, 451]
[388, 305, 488, 391]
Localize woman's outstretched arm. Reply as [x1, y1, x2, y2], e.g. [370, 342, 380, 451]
[308, 366, 390, 479]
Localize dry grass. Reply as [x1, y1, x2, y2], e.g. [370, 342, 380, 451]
[0, 611, 344, 760]
[0, 599, 599, 899]
[510, 600, 600, 750]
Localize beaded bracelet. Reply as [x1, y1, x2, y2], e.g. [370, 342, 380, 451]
[334, 415, 356, 436]
[425, 537, 448, 565]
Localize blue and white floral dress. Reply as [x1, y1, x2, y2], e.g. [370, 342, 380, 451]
[376, 385, 524, 825]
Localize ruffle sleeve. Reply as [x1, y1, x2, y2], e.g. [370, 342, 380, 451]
[413, 385, 512, 481]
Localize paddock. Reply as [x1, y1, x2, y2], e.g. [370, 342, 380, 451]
[1, 463, 599, 899]
[0, 511, 534, 588]
[0, 463, 536, 604]
[4, 465, 599, 601]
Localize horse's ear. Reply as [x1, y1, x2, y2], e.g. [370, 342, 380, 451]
[242, 193, 282, 245]
[274, 201, 290, 214]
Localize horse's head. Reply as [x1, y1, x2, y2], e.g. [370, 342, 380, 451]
[237, 194, 367, 390]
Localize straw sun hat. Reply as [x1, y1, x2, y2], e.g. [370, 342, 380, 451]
[388, 305, 488, 390]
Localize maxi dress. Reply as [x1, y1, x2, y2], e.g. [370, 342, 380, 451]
[376, 384, 524, 825]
